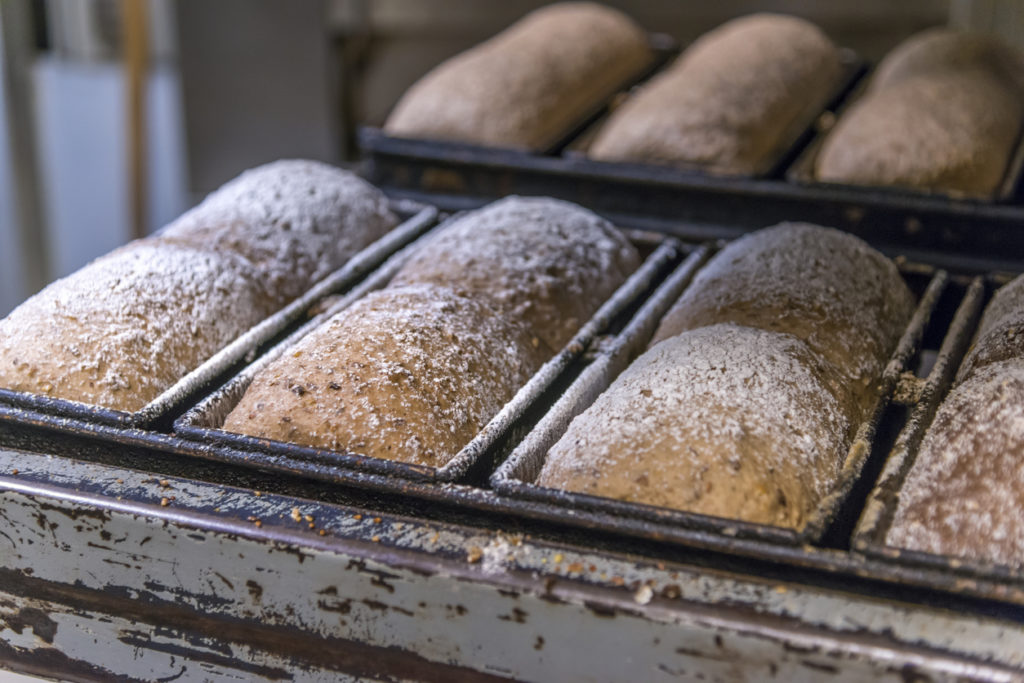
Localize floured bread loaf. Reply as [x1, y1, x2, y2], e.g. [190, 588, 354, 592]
[538, 324, 851, 527]
[390, 196, 640, 352]
[383, 2, 652, 150]
[869, 28, 1024, 95]
[958, 273, 1024, 383]
[588, 14, 841, 174]
[887, 360, 1024, 567]
[650, 223, 914, 415]
[0, 160, 398, 411]
[0, 241, 277, 410]
[816, 31, 1024, 197]
[163, 159, 398, 303]
[538, 222, 913, 528]
[223, 285, 544, 467]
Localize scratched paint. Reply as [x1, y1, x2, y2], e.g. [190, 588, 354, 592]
[0, 449, 1021, 681]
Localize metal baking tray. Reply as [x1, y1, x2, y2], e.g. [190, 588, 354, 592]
[852, 273, 1024, 594]
[0, 202, 438, 431]
[362, 45, 862, 186]
[9, 252, 1024, 612]
[490, 255, 948, 547]
[786, 70, 1024, 202]
[173, 225, 687, 484]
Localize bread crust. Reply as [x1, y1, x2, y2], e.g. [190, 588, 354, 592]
[384, 2, 652, 150]
[539, 324, 850, 527]
[887, 360, 1024, 567]
[223, 284, 544, 467]
[0, 160, 397, 411]
[390, 196, 640, 352]
[816, 30, 1024, 197]
[588, 14, 841, 174]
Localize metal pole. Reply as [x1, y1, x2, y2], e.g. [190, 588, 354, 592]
[122, 0, 149, 240]
[1, 0, 50, 293]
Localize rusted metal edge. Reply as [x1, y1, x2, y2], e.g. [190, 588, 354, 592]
[2, 450, 1024, 678]
[492, 257, 942, 548]
[0, 201, 439, 431]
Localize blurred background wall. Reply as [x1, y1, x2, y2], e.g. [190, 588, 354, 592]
[2, 0, 1018, 316]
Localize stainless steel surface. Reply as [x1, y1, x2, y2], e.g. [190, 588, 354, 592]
[0, 202, 438, 429]
[1, 447, 1023, 681]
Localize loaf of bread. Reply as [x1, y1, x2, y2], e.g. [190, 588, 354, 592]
[869, 28, 1024, 95]
[539, 222, 914, 527]
[816, 31, 1024, 197]
[225, 195, 640, 467]
[886, 359, 1024, 567]
[588, 14, 842, 174]
[223, 284, 544, 467]
[958, 274, 1024, 383]
[538, 324, 851, 527]
[163, 160, 399, 303]
[383, 3, 652, 151]
[390, 196, 640, 352]
[0, 160, 398, 411]
[650, 223, 915, 415]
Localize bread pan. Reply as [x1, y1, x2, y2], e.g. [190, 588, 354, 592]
[8, 252, 1024, 611]
[490, 256, 947, 548]
[852, 273, 1024, 599]
[173, 223, 687, 485]
[0, 201, 439, 431]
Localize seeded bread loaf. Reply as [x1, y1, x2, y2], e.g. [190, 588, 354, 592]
[383, 2, 652, 151]
[539, 222, 913, 528]
[816, 31, 1024, 197]
[958, 273, 1024, 383]
[163, 160, 399, 303]
[226, 195, 640, 467]
[538, 324, 851, 527]
[223, 284, 544, 467]
[650, 223, 915, 416]
[390, 196, 640, 352]
[0, 160, 398, 411]
[588, 14, 842, 174]
[886, 360, 1024, 567]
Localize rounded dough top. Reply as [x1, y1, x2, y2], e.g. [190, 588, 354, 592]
[538, 324, 851, 528]
[391, 196, 639, 352]
[223, 284, 545, 468]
